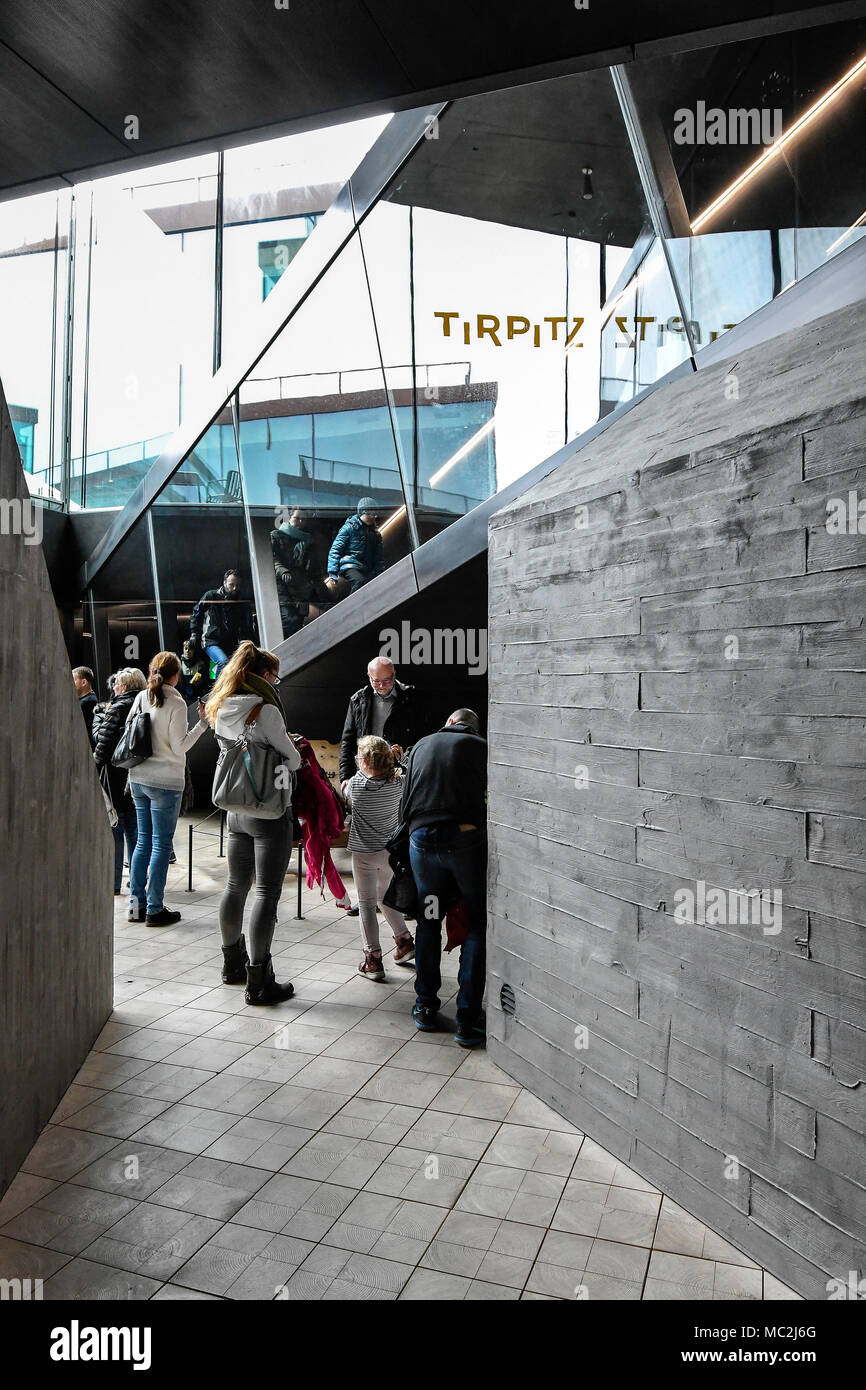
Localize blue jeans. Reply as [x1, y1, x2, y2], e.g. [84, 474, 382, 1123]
[130, 783, 183, 915]
[409, 824, 487, 1028]
[205, 643, 230, 675]
[112, 802, 138, 894]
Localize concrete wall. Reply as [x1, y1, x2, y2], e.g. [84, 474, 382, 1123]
[0, 381, 113, 1199]
[487, 299, 866, 1298]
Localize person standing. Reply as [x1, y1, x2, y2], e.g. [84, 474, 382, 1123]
[270, 508, 323, 638]
[189, 569, 257, 677]
[206, 641, 301, 1004]
[399, 709, 487, 1047]
[344, 736, 415, 981]
[73, 666, 98, 743]
[339, 657, 427, 790]
[324, 497, 384, 596]
[127, 652, 209, 926]
[93, 667, 146, 895]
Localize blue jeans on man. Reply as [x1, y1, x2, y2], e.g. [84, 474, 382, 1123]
[204, 644, 230, 676]
[409, 824, 487, 1030]
[130, 784, 183, 915]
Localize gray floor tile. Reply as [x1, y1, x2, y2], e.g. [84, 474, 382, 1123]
[400, 1268, 471, 1300]
[0, 1185, 137, 1256]
[0, 1234, 72, 1281]
[60, 1092, 171, 1139]
[147, 1157, 271, 1219]
[114, 1063, 217, 1103]
[21, 1126, 119, 1182]
[69, 1142, 192, 1200]
[128, 1103, 238, 1154]
[82, 1206, 222, 1280]
[42, 1256, 162, 1300]
[0, 1173, 59, 1223]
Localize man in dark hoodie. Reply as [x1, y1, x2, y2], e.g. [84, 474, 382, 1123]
[189, 569, 257, 676]
[399, 708, 488, 1048]
[324, 496, 384, 596]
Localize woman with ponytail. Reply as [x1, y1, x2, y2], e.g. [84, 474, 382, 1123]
[206, 641, 301, 1004]
[127, 651, 209, 926]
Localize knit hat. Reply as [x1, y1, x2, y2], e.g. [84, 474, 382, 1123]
[357, 497, 378, 516]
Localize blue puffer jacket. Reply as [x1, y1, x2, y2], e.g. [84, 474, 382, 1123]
[327, 514, 384, 579]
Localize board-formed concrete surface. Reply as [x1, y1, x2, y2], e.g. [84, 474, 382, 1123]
[0, 828, 798, 1301]
[487, 299, 866, 1299]
[0, 382, 114, 1198]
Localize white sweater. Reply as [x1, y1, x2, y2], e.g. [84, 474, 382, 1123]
[127, 685, 209, 790]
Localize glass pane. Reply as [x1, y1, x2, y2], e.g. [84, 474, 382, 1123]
[376, 67, 674, 523]
[221, 116, 390, 351]
[237, 230, 412, 643]
[150, 412, 257, 685]
[629, 17, 866, 354]
[72, 153, 219, 508]
[599, 239, 693, 416]
[0, 188, 70, 505]
[87, 516, 158, 701]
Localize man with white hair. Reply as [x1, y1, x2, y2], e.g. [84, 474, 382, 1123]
[339, 656, 428, 790]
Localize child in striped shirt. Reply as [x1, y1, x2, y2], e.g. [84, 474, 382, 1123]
[345, 735, 415, 981]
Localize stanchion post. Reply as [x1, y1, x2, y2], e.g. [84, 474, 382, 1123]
[187, 822, 194, 892]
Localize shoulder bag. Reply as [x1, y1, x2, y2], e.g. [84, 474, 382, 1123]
[212, 703, 294, 819]
[111, 694, 152, 769]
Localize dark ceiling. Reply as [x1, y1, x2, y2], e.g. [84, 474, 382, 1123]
[385, 68, 648, 244]
[0, 0, 863, 198]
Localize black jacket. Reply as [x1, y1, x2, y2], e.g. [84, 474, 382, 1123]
[93, 691, 137, 804]
[79, 691, 98, 744]
[399, 723, 487, 832]
[271, 525, 321, 606]
[190, 585, 257, 652]
[339, 679, 427, 782]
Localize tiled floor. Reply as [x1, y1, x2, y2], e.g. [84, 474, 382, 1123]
[1, 819, 803, 1302]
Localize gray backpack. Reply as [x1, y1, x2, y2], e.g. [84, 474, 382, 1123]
[212, 702, 294, 819]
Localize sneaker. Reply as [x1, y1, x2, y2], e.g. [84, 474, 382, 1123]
[168, 850, 177, 865]
[455, 1021, 487, 1049]
[393, 936, 415, 966]
[127, 906, 146, 923]
[346, 906, 360, 917]
[412, 1003, 445, 1032]
[358, 950, 385, 982]
[146, 908, 181, 927]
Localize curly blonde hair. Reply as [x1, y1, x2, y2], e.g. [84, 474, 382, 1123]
[356, 735, 396, 782]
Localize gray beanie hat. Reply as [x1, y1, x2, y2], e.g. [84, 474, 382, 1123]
[357, 497, 378, 516]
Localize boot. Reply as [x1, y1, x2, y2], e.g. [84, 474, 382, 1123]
[221, 934, 249, 985]
[245, 954, 295, 1006]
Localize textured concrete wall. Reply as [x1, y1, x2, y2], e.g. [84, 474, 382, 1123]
[487, 300, 866, 1299]
[0, 381, 113, 1198]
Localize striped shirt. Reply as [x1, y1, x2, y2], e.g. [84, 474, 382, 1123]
[345, 772, 403, 853]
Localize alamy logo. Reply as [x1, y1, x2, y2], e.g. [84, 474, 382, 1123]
[0, 495, 42, 545]
[673, 880, 782, 935]
[50, 1321, 151, 1369]
[826, 1271, 866, 1300]
[826, 491, 866, 534]
[379, 622, 487, 676]
[0, 1277, 43, 1299]
[673, 103, 782, 146]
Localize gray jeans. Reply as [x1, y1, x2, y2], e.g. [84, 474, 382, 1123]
[219, 809, 293, 963]
[351, 849, 410, 953]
